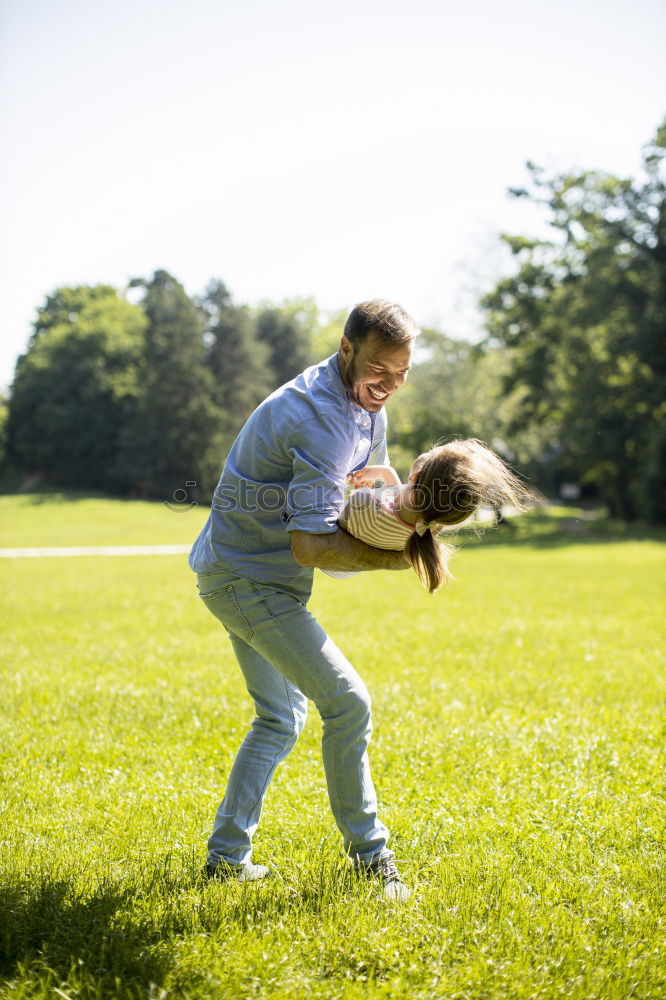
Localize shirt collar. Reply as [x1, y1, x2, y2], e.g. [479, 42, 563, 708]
[327, 353, 347, 397]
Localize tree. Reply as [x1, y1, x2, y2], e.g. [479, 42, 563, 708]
[309, 307, 348, 363]
[481, 121, 665, 519]
[0, 391, 8, 477]
[116, 270, 226, 499]
[254, 299, 313, 387]
[201, 280, 273, 420]
[7, 285, 146, 491]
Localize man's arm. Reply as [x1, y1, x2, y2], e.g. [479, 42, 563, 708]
[290, 527, 410, 572]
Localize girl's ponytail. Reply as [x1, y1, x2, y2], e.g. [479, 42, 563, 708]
[405, 531, 455, 593]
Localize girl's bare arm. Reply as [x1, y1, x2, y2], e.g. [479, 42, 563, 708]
[347, 465, 402, 488]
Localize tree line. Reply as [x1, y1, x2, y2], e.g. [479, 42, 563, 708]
[2, 121, 664, 520]
[3, 275, 317, 501]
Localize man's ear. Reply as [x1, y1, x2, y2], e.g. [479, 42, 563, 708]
[339, 335, 354, 362]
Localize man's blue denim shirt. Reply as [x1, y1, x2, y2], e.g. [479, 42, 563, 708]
[189, 353, 389, 601]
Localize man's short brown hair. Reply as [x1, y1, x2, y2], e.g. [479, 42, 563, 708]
[344, 299, 420, 347]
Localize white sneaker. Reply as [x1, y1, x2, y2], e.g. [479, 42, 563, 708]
[360, 855, 412, 901]
[203, 860, 271, 882]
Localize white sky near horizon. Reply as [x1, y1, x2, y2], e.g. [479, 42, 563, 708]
[1, 0, 664, 391]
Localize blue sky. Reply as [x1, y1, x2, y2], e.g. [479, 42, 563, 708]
[1, 0, 664, 389]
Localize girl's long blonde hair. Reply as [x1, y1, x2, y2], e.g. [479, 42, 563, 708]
[405, 439, 529, 593]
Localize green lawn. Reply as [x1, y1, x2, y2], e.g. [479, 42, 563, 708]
[0, 493, 208, 548]
[1, 496, 664, 999]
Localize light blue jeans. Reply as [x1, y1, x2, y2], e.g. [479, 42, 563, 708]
[196, 570, 391, 867]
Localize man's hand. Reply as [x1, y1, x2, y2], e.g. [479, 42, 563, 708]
[347, 464, 401, 489]
[290, 527, 410, 572]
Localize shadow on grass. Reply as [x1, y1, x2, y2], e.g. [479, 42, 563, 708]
[457, 514, 666, 550]
[0, 858, 382, 994]
[2, 490, 157, 506]
[0, 469, 168, 505]
[29, 492, 123, 505]
[0, 872, 172, 994]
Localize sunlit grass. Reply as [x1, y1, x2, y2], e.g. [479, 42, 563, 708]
[0, 493, 207, 548]
[1, 497, 664, 998]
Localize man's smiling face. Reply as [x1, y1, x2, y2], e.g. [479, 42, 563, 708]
[339, 331, 414, 413]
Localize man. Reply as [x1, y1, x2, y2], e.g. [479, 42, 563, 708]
[190, 299, 418, 900]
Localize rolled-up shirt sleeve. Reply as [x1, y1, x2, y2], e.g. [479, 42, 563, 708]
[284, 417, 353, 535]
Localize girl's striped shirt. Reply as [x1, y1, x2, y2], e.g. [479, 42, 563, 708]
[338, 486, 414, 550]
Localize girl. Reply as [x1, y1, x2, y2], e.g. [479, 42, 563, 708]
[328, 438, 528, 592]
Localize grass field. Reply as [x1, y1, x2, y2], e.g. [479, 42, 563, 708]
[1, 495, 664, 999]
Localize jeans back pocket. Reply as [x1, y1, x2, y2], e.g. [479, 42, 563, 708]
[198, 582, 253, 642]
